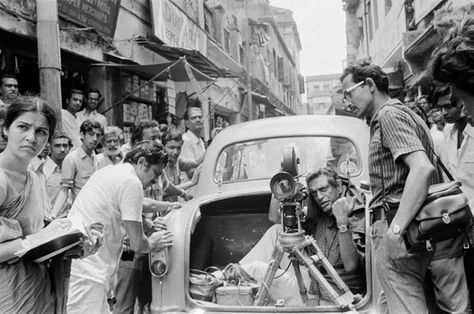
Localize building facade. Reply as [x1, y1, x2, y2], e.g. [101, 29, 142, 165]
[0, 0, 303, 141]
[304, 74, 342, 115]
[342, 0, 473, 98]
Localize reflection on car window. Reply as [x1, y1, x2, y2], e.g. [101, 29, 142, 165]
[215, 137, 361, 183]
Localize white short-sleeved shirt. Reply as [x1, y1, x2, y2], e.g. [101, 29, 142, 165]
[68, 163, 144, 288]
[76, 109, 107, 129]
[181, 130, 205, 163]
[441, 123, 474, 208]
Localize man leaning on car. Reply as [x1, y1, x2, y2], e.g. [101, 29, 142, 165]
[239, 167, 365, 306]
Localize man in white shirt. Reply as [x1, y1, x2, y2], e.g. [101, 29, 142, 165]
[77, 89, 107, 129]
[62, 89, 83, 148]
[179, 107, 205, 178]
[44, 132, 72, 210]
[439, 96, 474, 207]
[67, 140, 171, 314]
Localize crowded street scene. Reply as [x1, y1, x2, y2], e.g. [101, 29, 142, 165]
[0, 0, 474, 313]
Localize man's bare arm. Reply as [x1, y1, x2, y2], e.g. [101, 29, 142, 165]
[391, 151, 435, 232]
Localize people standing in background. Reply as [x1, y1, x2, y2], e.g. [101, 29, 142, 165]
[44, 132, 72, 213]
[97, 126, 123, 168]
[52, 120, 102, 218]
[0, 97, 100, 314]
[427, 111, 445, 156]
[76, 89, 107, 129]
[162, 130, 200, 202]
[179, 107, 205, 178]
[61, 89, 84, 149]
[0, 74, 19, 106]
[0, 74, 20, 152]
[121, 120, 160, 157]
[429, 16, 474, 309]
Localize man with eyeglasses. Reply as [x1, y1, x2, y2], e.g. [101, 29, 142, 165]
[77, 88, 107, 129]
[340, 60, 468, 313]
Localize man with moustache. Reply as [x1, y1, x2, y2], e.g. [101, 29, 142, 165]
[62, 89, 84, 149]
[179, 107, 205, 178]
[43, 132, 73, 212]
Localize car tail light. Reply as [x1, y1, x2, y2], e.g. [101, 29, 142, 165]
[149, 248, 169, 278]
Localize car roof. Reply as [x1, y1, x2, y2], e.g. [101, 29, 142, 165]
[196, 115, 370, 198]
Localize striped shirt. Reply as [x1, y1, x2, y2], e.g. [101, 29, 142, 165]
[368, 100, 441, 210]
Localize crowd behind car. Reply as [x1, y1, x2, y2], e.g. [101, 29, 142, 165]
[0, 77, 213, 313]
[0, 16, 473, 314]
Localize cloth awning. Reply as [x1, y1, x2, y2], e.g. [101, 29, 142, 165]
[92, 58, 215, 82]
[242, 91, 273, 107]
[133, 37, 239, 78]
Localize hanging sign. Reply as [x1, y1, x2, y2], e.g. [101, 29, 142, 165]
[58, 0, 122, 37]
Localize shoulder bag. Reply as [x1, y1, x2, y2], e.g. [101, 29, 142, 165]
[379, 106, 473, 252]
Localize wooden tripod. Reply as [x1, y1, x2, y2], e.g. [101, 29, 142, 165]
[253, 230, 358, 312]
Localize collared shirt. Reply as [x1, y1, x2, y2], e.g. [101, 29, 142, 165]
[307, 211, 366, 300]
[61, 109, 82, 148]
[441, 123, 474, 208]
[28, 157, 52, 217]
[61, 146, 98, 199]
[76, 109, 107, 129]
[430, 125, 444, 157]
[368, 100, 441, 210]
[163, 161, 189, 202]
[43, 156, 62, 208]
[181, 130, 205, 164]
[68, 163, 144, 288]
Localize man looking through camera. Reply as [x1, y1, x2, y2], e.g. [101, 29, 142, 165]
[240, 167, 365, 306]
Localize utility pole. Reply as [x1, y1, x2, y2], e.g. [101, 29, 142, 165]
[37, 0, 62, 126]
[245, 0, 253, 121]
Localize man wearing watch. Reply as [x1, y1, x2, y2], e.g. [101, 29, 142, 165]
[240, 167, 365, 306]
[341, 61, 468, 313]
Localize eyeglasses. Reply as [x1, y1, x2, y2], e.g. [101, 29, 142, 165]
[343, 80, 366, 102]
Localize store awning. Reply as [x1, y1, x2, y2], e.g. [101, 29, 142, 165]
[92, 58, 215, 82]
[242, 91, 273, 107]
[133, 37, 239, 78]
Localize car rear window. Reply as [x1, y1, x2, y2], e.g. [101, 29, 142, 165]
[215, 136, 361, 183]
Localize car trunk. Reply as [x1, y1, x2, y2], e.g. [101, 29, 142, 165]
[190, 193, 273, 270]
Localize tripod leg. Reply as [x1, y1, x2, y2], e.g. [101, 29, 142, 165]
[254, 248, 285, 306]
[292, 244, 356, 310]
[307, 239, 353, 297]
[291, 259, 308, 304]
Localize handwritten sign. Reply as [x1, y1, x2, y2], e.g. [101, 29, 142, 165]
[58, 0, 122, 37]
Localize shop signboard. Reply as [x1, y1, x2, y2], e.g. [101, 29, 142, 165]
[58, 0, 122, 37]
[413, 0, 444, 25]
[150, 0, 207, 55]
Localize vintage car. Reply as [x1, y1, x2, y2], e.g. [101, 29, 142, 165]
[149, 115, 381, 313]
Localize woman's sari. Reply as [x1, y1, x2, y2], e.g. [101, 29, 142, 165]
[0, 169, 69, 314]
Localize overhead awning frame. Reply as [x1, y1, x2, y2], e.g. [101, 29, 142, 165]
[94, 57, 216, 115]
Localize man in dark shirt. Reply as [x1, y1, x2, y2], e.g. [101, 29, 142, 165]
[241, 167, 365, 306]
[340, 60, 468, 313]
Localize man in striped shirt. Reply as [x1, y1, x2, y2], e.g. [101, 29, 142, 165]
[340, 60, 468, 313]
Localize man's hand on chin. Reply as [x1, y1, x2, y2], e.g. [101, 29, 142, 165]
[332, 195, 355, 225]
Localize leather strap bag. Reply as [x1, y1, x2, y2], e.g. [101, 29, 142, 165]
[379, 105, 473, 252]
[189, 268, 222, 302]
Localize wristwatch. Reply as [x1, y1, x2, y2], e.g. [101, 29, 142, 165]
[338, 224, 349, 233]
[391, 224, 402, 235]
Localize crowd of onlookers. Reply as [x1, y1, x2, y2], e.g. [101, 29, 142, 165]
[0, 73, 210, 313]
